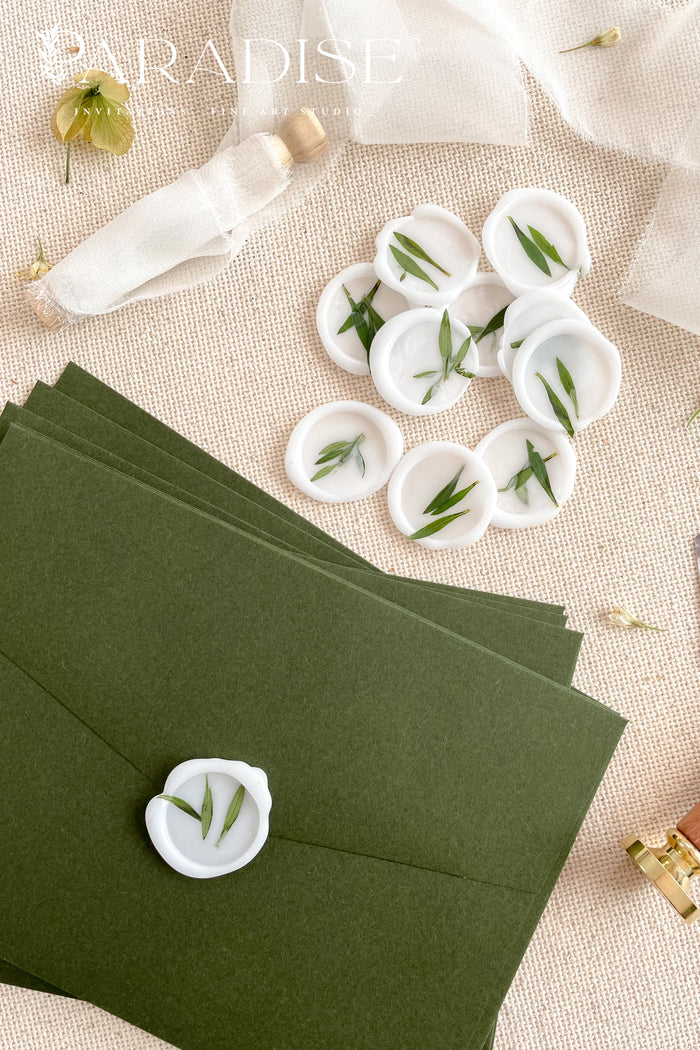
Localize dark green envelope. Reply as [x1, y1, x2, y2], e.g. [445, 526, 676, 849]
[52, 364, 568, 623]
[0, 396, 580, 682]
[0, 422, 624, 1050]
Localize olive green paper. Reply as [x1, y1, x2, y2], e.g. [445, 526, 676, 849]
[52, 364, 568, 623]
[0, 422, 623, 1050]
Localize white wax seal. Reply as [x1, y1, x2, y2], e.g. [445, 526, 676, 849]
[373, 204, 480, 308]
[512, 318, 621, 434]
[369, 308, 477, 416]
[285, 400, 403, 503]
[316, 263, 409, 376]
[482, 188, 591, 298]
[497, 289, 591, 382]
[146, 759, 272, 879]
[475, 418, 576, 529]
[448, 273, 515, 377]
[387, 441, 497, 549]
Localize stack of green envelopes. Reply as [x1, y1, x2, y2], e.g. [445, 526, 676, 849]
[0, 364, 625, 1050]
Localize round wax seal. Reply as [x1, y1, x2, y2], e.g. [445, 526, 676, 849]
[387, 441, 496, 549]
[369, 308, 477, 416]
[373, 204, 480, 308]
[316, 263, 409, 376]
[448, 273, 515, 378]
[475, 418, 576, 529]
[285, 400, 403, 503]
[146, 759, 272, 879]
[497, 288, 591, 383]
[512, 318, 621, 435]
[482, 188, 591, 298]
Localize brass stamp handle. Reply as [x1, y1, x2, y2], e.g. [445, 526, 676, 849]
[623, 800, 700, 924]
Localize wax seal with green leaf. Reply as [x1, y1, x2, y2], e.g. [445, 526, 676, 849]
[145, 758, 272, 880]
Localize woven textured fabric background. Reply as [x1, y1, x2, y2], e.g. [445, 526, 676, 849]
[2, 2, 700, 1047]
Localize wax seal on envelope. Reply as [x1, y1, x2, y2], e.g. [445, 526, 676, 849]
[146, 758, 272, 879]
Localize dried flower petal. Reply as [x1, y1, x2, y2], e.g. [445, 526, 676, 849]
[50, 68, 134, 156]
[608, 606, 666, 631]
[560, 27, 622, 53]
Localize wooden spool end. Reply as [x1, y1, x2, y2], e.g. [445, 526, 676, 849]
[26, 286, 64, 331]
[678, 801, 700, 851]
[277, 109, 328, 165]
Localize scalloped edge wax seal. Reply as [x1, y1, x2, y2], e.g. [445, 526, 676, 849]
[475, 418, 576, 529]
[373, 204, 480, 308]
[387, 441, 497, 549]
[316, 263, 409, 376]
[146, 759, 272, 879]
[511, 318, 621, 434]
[483, 188, 591, 298]
[285, 400, 403, 503]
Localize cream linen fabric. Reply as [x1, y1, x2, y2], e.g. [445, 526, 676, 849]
[2, 1, 700, 1048]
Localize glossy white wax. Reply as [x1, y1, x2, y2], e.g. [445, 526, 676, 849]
[497, 289, 590, 382]
[475, 418, 576, 529]
[449, 274, 515, 377]
[387, 441, 497, 549]
[512, 319, 621, 433]
[482, 188, 591, 298]
[146, 759, 272, 879]
[316, 263, 409, 376]
[373, 204, 480, 307]
[285, 400, 403, 502]
[369, 309, 477, 416]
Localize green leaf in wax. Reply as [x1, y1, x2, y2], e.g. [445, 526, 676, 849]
[499, 450, 558, 503]
[409, 510, 469, 541]
[423, 467, 464, 515]
[527, 225, 567, 268]
[201, 774, 213, 839]
[421, 383, 439, 405]
[508, 217, 552, 277]
[311, 434, 366, 482]
[157, 795, 202, 822]
[474, 306, 507, 343]
[215, 784, 246, 848]
[392, 232, 452, 277]
[339, 285, 371, 351]
[429, 480, 479, 516]
[310, 463, 337, 482]
[439, 310, 453, 379]
[510, 339, 524, 349]
[389, 245, 439, 290]
[556, 357, 579, 417]
[413, 370, 439, 378]
[454, 337, 471, 369]
[526, 440, 558, 507]
[536, 372, 575, 437]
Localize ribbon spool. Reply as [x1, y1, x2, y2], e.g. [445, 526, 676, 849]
[623, 801, 700, 924]
[29, 107, 327, 332]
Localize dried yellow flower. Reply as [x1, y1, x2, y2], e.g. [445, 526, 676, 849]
[607, 606, 666, 631]
[560, 27, 622, 53]
[51, 69, 135, 184]
[17, 239, 52, 281]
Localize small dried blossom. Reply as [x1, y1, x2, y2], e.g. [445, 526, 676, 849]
[17, 239, 52, 281]
[560, 27, 621, 53]
[608, 606, 666, 631]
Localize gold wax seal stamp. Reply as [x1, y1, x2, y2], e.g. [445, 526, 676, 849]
[623, 801, 700, 923]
